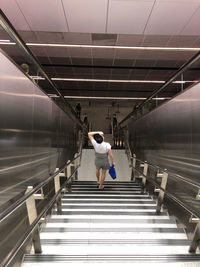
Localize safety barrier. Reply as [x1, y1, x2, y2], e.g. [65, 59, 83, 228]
[124, 136, 200, 254]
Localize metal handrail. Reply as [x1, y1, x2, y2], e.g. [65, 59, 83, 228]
[0, 10, 83, 127]
[119, 50, 200, 126]
[132, 165, 200, 219]
[123, 133, 200, 190]
[132, 156, 200, 190]
[1, 164, 79, 267]
[124, 138, 200, 219]
[0, 153, 81, 224]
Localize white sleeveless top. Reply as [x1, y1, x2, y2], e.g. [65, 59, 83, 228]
[91, 139, 111, 154]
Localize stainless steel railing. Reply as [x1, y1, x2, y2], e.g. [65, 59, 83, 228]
[124, 134, 200, 253]
[0, 135, 83, 267]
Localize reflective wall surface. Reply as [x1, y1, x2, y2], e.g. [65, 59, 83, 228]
[128, 81, 200, 221]
[0, 50, 79, 211]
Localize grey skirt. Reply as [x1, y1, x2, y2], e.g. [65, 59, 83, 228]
[95, 152, 110, 170]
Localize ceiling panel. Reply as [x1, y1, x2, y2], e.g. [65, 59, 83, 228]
[142, 35, 171, 47]
[93, 73, 111, 79]
[93, 58, 113, 66]
[181, 8, 200, 35]
[68, 47, 92, 58]
[134, 59, 157, 67]
[116, 34, 144, 46]
[108, 0, 154, 34]
[18, 30, 39, 42]
[17, 0, 68, 32]
[145, 2, 200, 35]
[93, 68, 112, 75]
[158, 0, 200, 3]
[114, 50, 141, 60]
[92, 33, 117, 45]
[63, 32, 92, 44]
[167, 35, 198, 47]
[92, 48, 115, 59]
[71, 57, 92, 65]
[36, 32, 66, 44]
[49, 57, 71, 65]
[1, 0, 30, 30]
[54, 66, 73, 75]
[37, 56, 51, 64]
[155, 60, 178, 68]
[111, 68, 130, 76]
[55, 81, 78, 90]
[44, 47, 69, 57]
[113, 59, 134, 67]
[63, 0, 108, 33]
[29, 46, 48, 57]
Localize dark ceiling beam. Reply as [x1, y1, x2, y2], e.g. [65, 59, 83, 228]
[57, 88, 179, 93]
[42, 63, 179, 71]
[41, 63, 200, 71]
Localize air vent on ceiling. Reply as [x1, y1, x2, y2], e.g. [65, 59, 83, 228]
[92, 34, 117, 45]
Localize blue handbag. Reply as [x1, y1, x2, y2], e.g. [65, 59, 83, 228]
[109, 166, 116, 179]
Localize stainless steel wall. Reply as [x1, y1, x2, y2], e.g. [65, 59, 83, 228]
[128, 81, 200, 226]
[0, 50, 79, 211]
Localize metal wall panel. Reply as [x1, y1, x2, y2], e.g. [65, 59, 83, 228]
[0, 50, 78, 210]
[0, 50, 80, 266]
[128, 81, 200, 218]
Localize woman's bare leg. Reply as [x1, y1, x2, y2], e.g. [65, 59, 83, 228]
[96, 168, 100, 184]
[99, 169, 107, 189]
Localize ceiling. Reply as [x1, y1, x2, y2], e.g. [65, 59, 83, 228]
[1, 0, 200, 107]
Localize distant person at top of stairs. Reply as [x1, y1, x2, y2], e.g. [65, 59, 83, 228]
[75, 103, 81, 118]
[88, 131, 115, 189]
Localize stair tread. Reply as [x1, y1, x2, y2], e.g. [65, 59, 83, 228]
[23, 180, 193, 266]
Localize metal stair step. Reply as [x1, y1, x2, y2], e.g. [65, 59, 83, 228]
[60, 205, 156, 210]
[62, 200, 156, 204]
[52, 210, 168, 216]
[41, 227, 184, 233]
[23, 254, 200, 263]
[47, 218, 176, 224]
[40, 239, 190, 245]
[63, 195, 151, 199]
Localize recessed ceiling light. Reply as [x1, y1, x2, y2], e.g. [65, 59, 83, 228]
[0, 39, 11, 42]
[52, 78, 165, 83]
[62, 96, 171, 100]
[30, 76, 45, 80]
[51, 78, 196, 84]
[0, 39, 15, 45]
[26, 43, 200, 52]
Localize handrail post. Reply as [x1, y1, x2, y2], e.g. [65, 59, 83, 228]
[25, 186, 42, 253]
[66, 160, 72, 192]
[131, 155, 136, 182]
[139, 162, 148, 190]
[74, 153, 78, 180]
[54, 169, 62, 213]
[142, 162, 148, 188]
[189, 218, 200, 253]
[156, 172, 168, 213]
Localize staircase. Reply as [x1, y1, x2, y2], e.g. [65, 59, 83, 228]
[22, 181, 200, 266]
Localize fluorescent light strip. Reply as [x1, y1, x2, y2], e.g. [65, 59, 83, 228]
[61, 96, 171, 100]
[0, 40, 199, 51]
[0, 41, 15, 45]
[30, 76, 45, 80]
[51, 78, 197, 84]
[31, 76, 198, 84]
[0, 39, 11, 42]
[52, 78, 165, 83]
[26, 42, 200, 52]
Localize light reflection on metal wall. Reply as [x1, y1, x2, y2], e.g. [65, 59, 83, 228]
[0, 50, 78, 210]
[128, 81, 200, 218]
